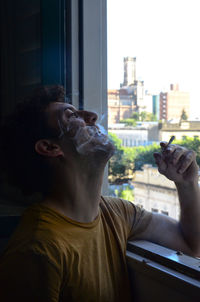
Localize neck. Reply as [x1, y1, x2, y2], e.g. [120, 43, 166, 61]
[43, 155, 106, 223]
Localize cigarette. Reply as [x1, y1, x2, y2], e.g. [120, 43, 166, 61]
[164, 135, 175, 149]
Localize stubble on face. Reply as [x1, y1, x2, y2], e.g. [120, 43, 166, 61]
[71, 124, 115, 159]
[47, 102, 115, 160]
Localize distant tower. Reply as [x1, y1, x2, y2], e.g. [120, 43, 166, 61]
[123, 57, 136, 86]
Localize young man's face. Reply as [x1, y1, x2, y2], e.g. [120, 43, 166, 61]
[46, 102, 115, 158]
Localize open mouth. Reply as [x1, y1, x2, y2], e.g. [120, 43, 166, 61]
[87, 125, 103, 137]
[86, 126, 108, 143]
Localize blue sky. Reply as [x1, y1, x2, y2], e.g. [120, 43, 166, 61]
[107, 0, 200, 118]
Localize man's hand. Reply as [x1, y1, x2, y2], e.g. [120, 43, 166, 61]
[153, 141, 199, 184]
[131, 141, 200, 257]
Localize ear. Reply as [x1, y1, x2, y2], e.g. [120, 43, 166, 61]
[35, 139, 64, 158]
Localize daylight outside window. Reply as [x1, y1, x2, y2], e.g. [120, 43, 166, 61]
[107, 0, 200, 220]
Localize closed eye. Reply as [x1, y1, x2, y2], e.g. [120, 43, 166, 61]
[63, 107, 78, 118]
[69, 111, 79, 118]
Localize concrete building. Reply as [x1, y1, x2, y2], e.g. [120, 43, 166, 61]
[160, 84, 190, 121]
[143, 91, 153, 114]
[121, 57, 136, 86]
[135, 80, 145, 112]
[108, 89, 136, 124]
[120, 57, 145, 112]
[108, 57, 148, 124]
[153, 95, 160, 120]
[134, 165, 180, 220]
[109, 122, 159, 147]
[159, 120, 200, 141]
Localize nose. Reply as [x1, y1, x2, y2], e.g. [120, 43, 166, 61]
[78, 110, 98, 125]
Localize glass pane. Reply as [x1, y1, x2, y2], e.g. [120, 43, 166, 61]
[107, 0, 200, 220]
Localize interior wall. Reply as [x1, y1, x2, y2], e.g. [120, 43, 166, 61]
[0, 0, 42, 120]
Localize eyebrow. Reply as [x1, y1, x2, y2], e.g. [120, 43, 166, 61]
[57, 104, 77, 119]
[64, 104, 77, 111]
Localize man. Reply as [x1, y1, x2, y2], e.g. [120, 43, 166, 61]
[0, 85, 200, 301]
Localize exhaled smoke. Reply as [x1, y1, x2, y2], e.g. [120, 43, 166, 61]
[58, 111, 114, 156]
[96, 124, 107, 135]
[98, 112, 107, 125]
[68, 111, 111, 155]
[72, 125, 112, 155]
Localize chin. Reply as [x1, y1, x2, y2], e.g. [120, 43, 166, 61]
[94, 142, 115, 161]
[75, 137, 115, 161]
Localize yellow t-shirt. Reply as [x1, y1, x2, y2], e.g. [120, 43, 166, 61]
[0, 196, 152, 302]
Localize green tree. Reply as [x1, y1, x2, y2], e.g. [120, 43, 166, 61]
[108, 132, 122, 149]
[109, 184, 134, 201]
[120, 111, 157, 126]
[108, 134, 200, 182]
[140, 111, 147, 121]
[119, 186, 134, 201]
[119, 118, 136, 127]
[146, 112, 157, 121]
[108, 133, 125, 179]
[175, 137, 200, 166]
[131, 112, 140, 120]
[133, 144, 160, 170]
[180, 109, 188, 121]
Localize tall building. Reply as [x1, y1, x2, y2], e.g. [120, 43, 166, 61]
[122, 57, 136, 86]
[160, 84, 190, 121]
[120, 56, 145, 113]
[153, 95, 160, 120]
[138, 90, 153, 114]
[135, 80, 145, 112]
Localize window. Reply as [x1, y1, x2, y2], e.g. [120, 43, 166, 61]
[161, 210, 169, 216]
[151, 208, 159, 213]
[107, 0, 200, 222]
[0, 0, 108, 201]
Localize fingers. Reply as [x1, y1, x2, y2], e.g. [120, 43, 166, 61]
[153, 152, 167, 174]
[160, 141, 177, 152]
[156, 143, 197, 175]
[160, 141, 168, 149]
[170, 147, 185, 165]
[153, 152, 162, 164]
[161, 144, 196, 174]
[177, 150, 196, 174]
[161, 144, 188, 164]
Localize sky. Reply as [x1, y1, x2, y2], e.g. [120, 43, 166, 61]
[107, 0, 200, 118]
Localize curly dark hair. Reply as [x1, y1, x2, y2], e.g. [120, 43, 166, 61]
[0, 85, 65, 196]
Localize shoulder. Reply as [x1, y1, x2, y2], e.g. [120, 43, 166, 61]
[101, 196, 153, 240]
[101, 196, 136, 217]
[100, 196, 137, 238]
[2, 206, 68, 265]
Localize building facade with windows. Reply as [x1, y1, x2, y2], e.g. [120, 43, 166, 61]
[159, 120, 200, 141]
[134, 165, 180, 220]
[108, 89, 136, 124]
[109, 122, 159, 147]
[121, 56, 136, 86]
[160, 84, 190, 121]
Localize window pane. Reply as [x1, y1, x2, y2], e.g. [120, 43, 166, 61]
[107, 0, 200, 220]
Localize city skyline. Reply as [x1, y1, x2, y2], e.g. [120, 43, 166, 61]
[107, 0, 200, 119]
